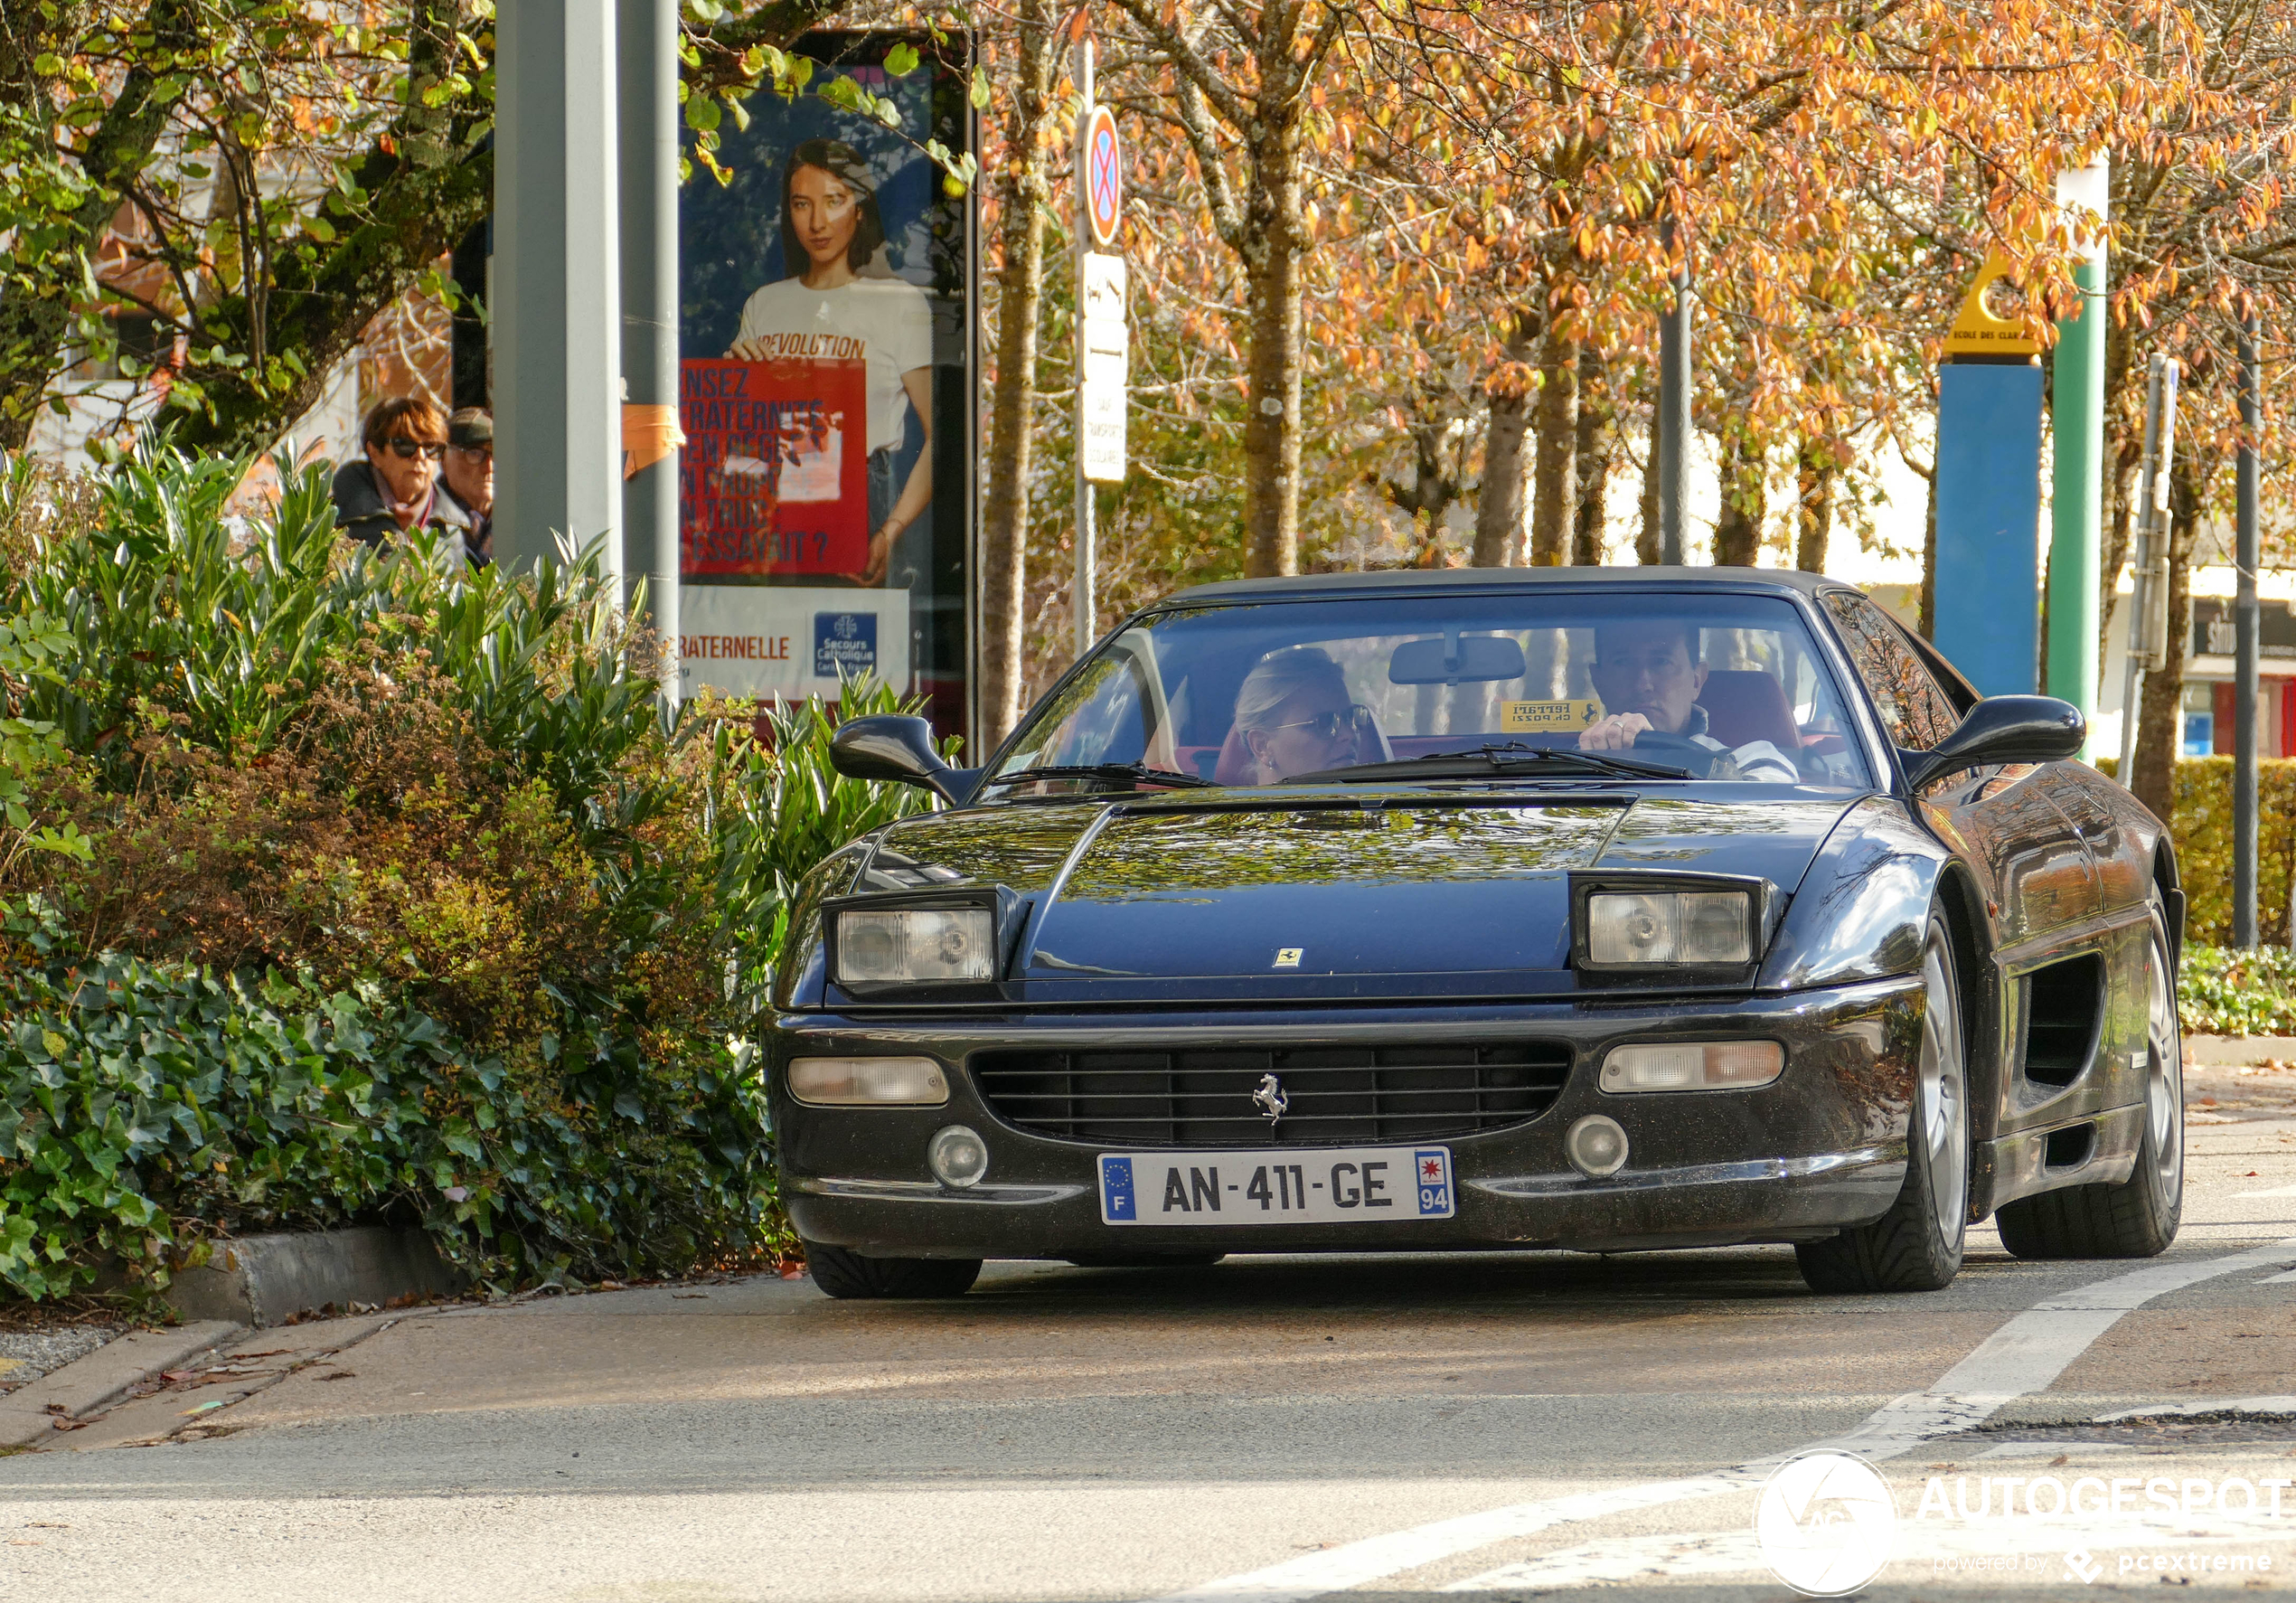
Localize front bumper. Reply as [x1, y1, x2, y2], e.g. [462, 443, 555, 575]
[768, 976, 1922, 1259]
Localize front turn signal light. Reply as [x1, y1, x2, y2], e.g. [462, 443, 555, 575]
[1599, 1040, 1784, 1092]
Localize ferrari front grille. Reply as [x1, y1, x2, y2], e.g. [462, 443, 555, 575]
[969, 1042, 1573, 1147]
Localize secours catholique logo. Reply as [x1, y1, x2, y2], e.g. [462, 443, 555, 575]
[1755, 1449, 1901, 1596]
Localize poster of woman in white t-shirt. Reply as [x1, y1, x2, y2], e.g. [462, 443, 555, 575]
[728, 138, 934, 588]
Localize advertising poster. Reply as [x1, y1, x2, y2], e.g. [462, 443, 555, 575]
[679, 33, 975, 735]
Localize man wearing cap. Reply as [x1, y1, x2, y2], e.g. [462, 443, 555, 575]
[439, 407, 494, 566]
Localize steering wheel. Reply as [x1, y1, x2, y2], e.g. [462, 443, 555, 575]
[1625, 727, 1720, 778]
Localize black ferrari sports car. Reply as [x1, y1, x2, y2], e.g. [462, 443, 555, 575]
[766, 568, 2185, 1297]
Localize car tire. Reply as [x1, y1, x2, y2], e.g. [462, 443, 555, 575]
[803, 1240, 983, 1299]
[1994, 894, 2184, 1260]
[1063, 1252, 1228, 1269]
[1795, 912, 1970, 1295]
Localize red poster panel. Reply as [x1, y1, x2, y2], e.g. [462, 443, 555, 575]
[680, 357, 870, 577]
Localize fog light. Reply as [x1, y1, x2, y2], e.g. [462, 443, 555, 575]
[1565, 1114, 1630, 1178]
[1599, 1040, 1784, 1093]
[928, 1124, 990, 1189]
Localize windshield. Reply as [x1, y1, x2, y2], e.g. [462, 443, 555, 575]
[988, 592, 1873, 794]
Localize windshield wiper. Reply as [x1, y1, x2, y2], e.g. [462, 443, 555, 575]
[983, 761, 1215, 791]
[1290, 741, 1689, 784]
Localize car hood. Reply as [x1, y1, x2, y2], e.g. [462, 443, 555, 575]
[854, 789, 1862, 1003]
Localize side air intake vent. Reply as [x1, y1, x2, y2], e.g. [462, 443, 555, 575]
[2022, 954, 2104, 1089]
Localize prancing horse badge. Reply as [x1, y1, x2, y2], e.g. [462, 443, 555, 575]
[1252, 1073, 1289, 1125]
[1273, 948, 1303, 968]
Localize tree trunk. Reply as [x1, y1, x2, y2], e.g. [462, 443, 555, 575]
[2131, 451, 2205, 821]
[1239, 129, 1307, 577]
[1712, 437, 1764, 567]
[1572, 350, 1614, 566]
[1917, 461, 1939, 638]
[1794, 439, 1835, 574]
[978, 0, 1059, 750]
[1528, 324, 1577, 566]
[1471, 310, 1536, 567]
[1636, 426, 1661, 563]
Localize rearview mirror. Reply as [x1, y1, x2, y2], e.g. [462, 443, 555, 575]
[1388, 632, 1528, 686]
[829, 715, 975, 806]
[1900, 695, 2084, 791]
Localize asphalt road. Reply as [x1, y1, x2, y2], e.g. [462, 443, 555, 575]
[5, 1089, 2295, 1602]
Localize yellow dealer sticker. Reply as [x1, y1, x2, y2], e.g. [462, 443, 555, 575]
[1501, 699, 1603, 732]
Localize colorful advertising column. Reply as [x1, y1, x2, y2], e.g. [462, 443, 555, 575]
[677, 33, 976, 738]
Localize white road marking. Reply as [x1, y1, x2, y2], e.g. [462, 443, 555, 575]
[2261, 1268, 2296, 1282]
[2237, 1183, 2296, 1197]
[1142, 1237, 2296, 1603]
[2092, 1396, 2296, 1421]
[1445, 1508, 2296, 1590]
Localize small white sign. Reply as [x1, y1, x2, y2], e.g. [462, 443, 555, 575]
[1078, 253, 1128, 484]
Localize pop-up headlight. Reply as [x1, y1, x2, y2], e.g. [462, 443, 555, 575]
[1570, 873, 1771, 976]
[834, 907, 995, 986]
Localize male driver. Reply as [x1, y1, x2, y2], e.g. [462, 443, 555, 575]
[1577, 618, 1800, 780]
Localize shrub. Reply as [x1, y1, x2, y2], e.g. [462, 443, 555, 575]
[2178, 943, 2296, 1037]
[0, 445, 942, 1297]
[2102, 756, 2296, 947]
[0, 905, 784, 1299]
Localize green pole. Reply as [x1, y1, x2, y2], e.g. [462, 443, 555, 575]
[2047, 160, 2108, 745]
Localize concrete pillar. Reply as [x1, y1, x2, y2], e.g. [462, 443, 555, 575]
[494, 0, 622, 578]
[619, 0, 680, 699]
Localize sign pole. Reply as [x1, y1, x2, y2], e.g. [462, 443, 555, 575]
[1073, 33, 1096, 661]
[1656, 216, 1691, 564]
[1072, 26, 1127, 657]
[2236, 317, 2262, 947]
[2116, 354, 2178, 787]
[2047, 157, 2109, 747]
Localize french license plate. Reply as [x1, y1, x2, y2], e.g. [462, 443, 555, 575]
[1096, 1146, 1454, 1226]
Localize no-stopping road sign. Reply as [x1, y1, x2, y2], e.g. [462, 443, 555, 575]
[1085, 105, 1122, 249]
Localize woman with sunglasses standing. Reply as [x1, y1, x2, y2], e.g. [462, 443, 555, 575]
[331, 397, 474, 554]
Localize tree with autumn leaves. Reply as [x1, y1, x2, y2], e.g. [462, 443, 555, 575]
[14, 1, 2296, 767]
[965, 0, 2296, 749]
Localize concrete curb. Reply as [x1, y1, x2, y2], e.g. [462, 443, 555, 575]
[0, 1321, 241, 1448]
[166, 1227, 470, 1328]
[2186, 1034, 2296, 1066]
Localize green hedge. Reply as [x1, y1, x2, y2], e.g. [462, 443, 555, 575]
[2178, 943, 2296, 1036]
[2131, 758, 2296, 947]
[0, 906, 781, 1301]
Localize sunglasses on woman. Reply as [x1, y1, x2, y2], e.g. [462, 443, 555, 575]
[385, 436, 447, 460]
[1271, 703, 1373, 740]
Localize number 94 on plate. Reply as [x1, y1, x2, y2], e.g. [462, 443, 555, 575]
[1097, 1146, 1454, 1226]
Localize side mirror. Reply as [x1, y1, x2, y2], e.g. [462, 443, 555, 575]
[828, 715, 975, 806]
[1900, 695, 2085, 791]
